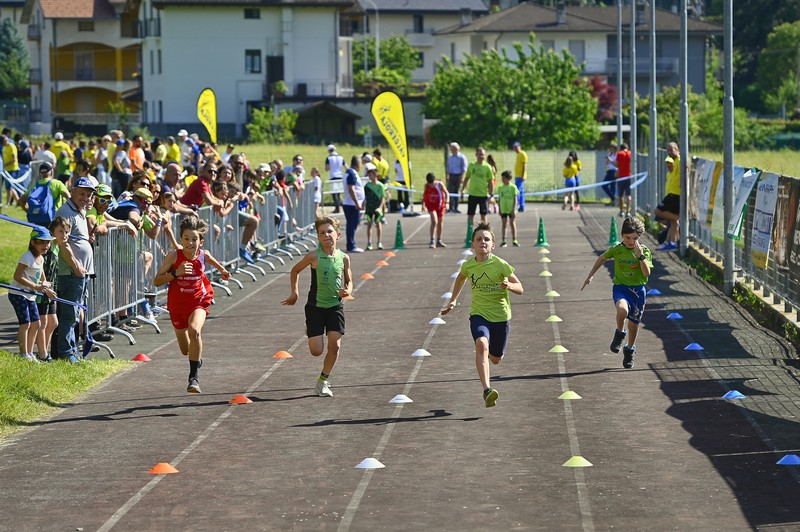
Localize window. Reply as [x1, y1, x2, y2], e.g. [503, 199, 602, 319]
[568, 39, 585, 62]
[418, 52, 424, 68]
[159, 101, 163, 122]
[78, 21, 94, 32]
[244, 8, 260, 19]
[150, 50, 154, 75]
[245, 50, 262, 74]
[540, 40, 555, 51]
[157, 49, 162, 74]
[450, 42, 456, 61]
[412, 14, 424, 33]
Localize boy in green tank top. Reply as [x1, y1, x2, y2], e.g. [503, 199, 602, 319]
[442, 222, 524, 407]
[281, 216, 353, 397]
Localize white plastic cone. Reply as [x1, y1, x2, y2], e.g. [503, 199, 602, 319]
[462, 250, 473, 257]
[429, 317, 446, 325]
[412, 349, 432, 357]
[457, 259, 467, 265]
[355, 458, 385, 469]
[451, 271, 459, 279]
[441, 292, 452, 299]
[389, 394, 413, 404]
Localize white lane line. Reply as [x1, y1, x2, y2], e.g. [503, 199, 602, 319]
[537, 208, 595, 532]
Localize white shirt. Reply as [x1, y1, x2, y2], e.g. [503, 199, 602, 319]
[326, 153, 345, 179]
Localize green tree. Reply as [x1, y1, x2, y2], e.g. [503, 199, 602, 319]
[246, 107, 298, 144]
[424, 34, 599, 149]
[755, 21, 800, 114]
[0, 18, 30, 96]
[353, 36, 421, 96]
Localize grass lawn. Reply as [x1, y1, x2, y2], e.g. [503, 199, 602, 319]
[693, 149, 800, 176]
[0, 351, 132, 441]
[0, 206, 33, 289]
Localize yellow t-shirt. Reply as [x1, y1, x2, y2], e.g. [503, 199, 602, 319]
[166, 143, 181, 165]
[2, 143, 19, 171]
[665, 155, 681, 196]
[563, 164, 579, 179]
[514, 150, 528, 179]
[376, 157, 390, 180]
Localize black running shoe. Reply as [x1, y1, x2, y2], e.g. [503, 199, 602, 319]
[622, 345, 635, 369]
[610, 329, 627, 353]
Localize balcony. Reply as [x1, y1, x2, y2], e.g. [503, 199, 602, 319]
[28, 24, 41, 40]
[600, 57, 680, 76]
[405, 29, 436, 47]
[29, 68, 42, 84]
[141, 18, 161, 38]
[120, 21, 140, 38]
[54, 67, 139, 82]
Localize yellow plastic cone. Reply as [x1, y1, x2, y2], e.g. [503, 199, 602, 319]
[563, 456, 593, 467]
[545, 315, 562, 322]
[545, 290, 560, 297]
[539, 257, 551, 263]
[549, 345, 569, 353]
[539, 271, 552, 277]
[558, 391, 582, 400]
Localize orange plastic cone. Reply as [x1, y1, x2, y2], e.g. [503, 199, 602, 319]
[149, 462, 179, 474]
[229, 394, 253, 404]
[132, 353, 151, 362]
[361, 273, 375, 279]
[377, 260, 389, 267]
[273, 351, 293, 359]
[384, 251, 396, 257]
[344, 295, 355, 300]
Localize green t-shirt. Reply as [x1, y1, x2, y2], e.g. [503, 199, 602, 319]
[465, 161, 493, 197]
[497, 183, 519, 214]
[308, 245, 344, 308]
[86, 206, 106, 225]
[26, 177, 69, 211]
[460, 254, 515, 322]
[604, 243, 653, 286]
[364, 181, 386, 212]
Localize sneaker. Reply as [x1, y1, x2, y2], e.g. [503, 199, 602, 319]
[609, 329, 627, 353]
[483, 388, 499, 408]
[562, 203, 567, 210]
[500, 241, 507, 248]
[95, 332, 114, 342]
[377, 242, 384, 250]
[38, 355, 53, 363]
[618, 211, 624, 217]
[143, 311, 156, 321]
[253, 243, 267, 254]
[512, 240, 520, 247]
[626, 211, 631, 218]
[429, 240, 436, 249]
[575, 204, 581, 211]
[657, 242, 679, 252]
[622, 345, 636, 369]
[315, 379, 333, 397]
[348, 247, 364, 253]
[239, 248, 255, 265]
[366, 244, 373, 251]
[187, 378, 201, 394]
[67, 355, 81, 364]
[436, 240, 446, 248]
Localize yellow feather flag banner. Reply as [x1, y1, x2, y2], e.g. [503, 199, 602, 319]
[371, 91, 410, 189]
[196, 88, 217, 144]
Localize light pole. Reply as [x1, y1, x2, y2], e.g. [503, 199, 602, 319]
[362, 0, 380, 70]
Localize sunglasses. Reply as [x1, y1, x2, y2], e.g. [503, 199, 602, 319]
[97, 197, 113, 205]
[207, 169, 218, 174]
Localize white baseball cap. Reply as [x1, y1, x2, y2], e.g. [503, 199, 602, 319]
[177, 129, 188, 137]
[365, 162, 377, 172]
[327, 144, 336, 152]
[54, 132, 64, 140]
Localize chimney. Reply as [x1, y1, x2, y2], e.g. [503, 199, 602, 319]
[635, 1, 646, 25]
[460, 8, 472, 26]
[556, 2, 566, 25]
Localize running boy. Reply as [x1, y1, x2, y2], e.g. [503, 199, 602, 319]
[281, 216, 353, 397]
[363, 162, 387, 250]
[581, 217, 652, 369]
[442, 222, 524, 407]
[423, 172, 447, 248]
[154, 216, 230, 393]
[496, 170, 519, 247]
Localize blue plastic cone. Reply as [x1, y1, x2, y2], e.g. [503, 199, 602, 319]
[684, 343, 704, 351]
[777, 454, 800, 465]
[647, 288, 661, 295]
[722, 390, 746, 399]
[666, 312, 684, 319]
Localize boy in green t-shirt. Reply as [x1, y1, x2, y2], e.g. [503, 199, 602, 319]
[363, 163, 387, 250]
[442, 222, 524, 408]
[281, 216, 354, 397]
[581, 217, 653, 369]
[496, 170, 520, 247]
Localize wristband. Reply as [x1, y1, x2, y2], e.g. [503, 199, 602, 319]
[638, 255, 646, 261]
[170, 270, 178, 280]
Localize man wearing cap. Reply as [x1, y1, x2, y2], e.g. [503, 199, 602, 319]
[20, 162, 70, 216]
[325, 144, 346, 213]
[49, 132, 74, 165]
[87, 184, 137, 239]
[178, 129, 191, 166]
[446, 142, 468, 213]
[54, 177, 96, 362]
[512, 141, 528, 212]
[654, 142, 681, 251]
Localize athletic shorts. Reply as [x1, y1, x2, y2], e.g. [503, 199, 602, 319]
[500, 211, 515, 219]
[37, 299, 57, 316]
[364, 209, 382, 223]
[617, 178, 631, 197]
[8, 293, 39, 324]
[658, 194, 680, 215]
[305, 303, 345, 337]
[564, 177, 577, 189]
[169, 303, 211, 330]
[426, 203, 445, 219]
[469, 314, 510, 357]
[467, 196, 488, 216]
[612, 284, 646, 324]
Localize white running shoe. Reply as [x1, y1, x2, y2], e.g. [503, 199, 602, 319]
[315, 380, 333, 397]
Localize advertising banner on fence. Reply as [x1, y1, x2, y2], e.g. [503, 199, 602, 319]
[751, 172, 779, 269]
[371, 91, 411, 190]
[727, 168, 761, 240]
[196, 88, 217, 144]
[711, 165, 747, 242]
[773, 175, 800, 271]
[691, 158, 714, 222]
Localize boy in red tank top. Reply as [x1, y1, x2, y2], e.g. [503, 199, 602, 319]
[155, 216, 230, 393]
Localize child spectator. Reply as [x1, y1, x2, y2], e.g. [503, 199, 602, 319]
[310, 166, 323, 217]
[562, 156, 579, 211]
[496, 170, 520, 247]
[569, 150, 582, 211]
[280, 216, 354, 397]
[154, 216, 230, 393]
[441, 222, 524, 407]
[35, 218, 70, 361]
[423, 172, 447, 248]
[9, 228, 57, 361]
[363, 162, 387, 250]
[581, 217, 653, 369]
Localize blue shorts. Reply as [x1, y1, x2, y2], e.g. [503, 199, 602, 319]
[469, 315, 510, 357]
[564, 177, 577, 189]
[612, 284, 646, 324]
[8, 293, 40, 324]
